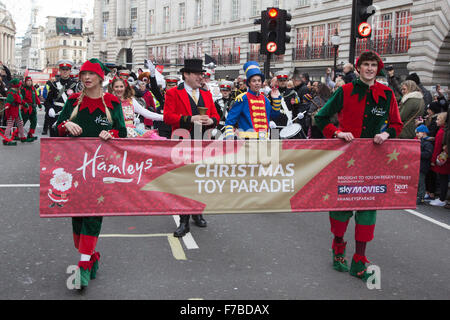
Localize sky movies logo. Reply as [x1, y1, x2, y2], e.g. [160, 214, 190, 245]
[338, 185, 387, 195]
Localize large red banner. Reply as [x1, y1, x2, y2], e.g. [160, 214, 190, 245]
[40, 138, 420, 218]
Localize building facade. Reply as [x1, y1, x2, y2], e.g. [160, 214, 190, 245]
[44, 16, 87, 68]
[0, 1, 16, 70]
[91, 0, 450, 87]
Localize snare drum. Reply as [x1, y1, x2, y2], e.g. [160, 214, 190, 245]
[280, 123, 303, 139]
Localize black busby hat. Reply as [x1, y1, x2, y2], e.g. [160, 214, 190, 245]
[180, 59, 205, 74]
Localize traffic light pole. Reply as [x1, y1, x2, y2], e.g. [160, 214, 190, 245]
[349, 0, 357, 66]
[264, 53, 271, 80]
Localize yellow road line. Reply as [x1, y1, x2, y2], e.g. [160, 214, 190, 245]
[100, 233, 187, 260]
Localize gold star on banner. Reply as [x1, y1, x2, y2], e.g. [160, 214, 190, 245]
[347, 158, 355, 168]
[404, 164, 409, 169]
[387, 149, 400, 164]
[54, 155, 61, 162]
[97, 196, 105, 204]
[323, 194, 330, 201]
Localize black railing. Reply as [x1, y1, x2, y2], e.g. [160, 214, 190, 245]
[247, 52, 284, 63]
[292, 43, 338, 61]
[117, 28, 133, 37]
[211, 53, 240, 66]
[356, 36, 411, 56]
[153, 58, 171, 65]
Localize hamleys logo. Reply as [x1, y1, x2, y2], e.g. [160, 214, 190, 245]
[371, 106, 386, 117]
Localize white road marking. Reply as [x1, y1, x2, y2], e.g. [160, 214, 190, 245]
[2, 182, 447, 232]
[172, 215, 199, 250]
[404, 209, 450, 230]
[0, 184, 40, 188]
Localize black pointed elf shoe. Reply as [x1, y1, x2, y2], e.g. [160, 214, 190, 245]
[192, 214, 207, 227]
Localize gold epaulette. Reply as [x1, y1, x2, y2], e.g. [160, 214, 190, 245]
[235, 92, 246, 103]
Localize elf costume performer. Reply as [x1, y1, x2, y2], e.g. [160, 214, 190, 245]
[315, 51, 403, 281]
[56, 59, 127, 289]
[223, 61, 281, 140]
[20, 76, 42, 141]
[2, 79, 29, 146]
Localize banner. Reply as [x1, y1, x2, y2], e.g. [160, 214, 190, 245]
[39, 138, 420, 218]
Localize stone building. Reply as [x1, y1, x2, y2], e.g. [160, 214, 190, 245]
[0, 0, 16, 69]
[90, 0, 450, 87]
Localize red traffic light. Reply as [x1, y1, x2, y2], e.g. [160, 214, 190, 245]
[268, 8, 278, 18]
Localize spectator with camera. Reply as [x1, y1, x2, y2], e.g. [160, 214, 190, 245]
[385, 65, 402, 103]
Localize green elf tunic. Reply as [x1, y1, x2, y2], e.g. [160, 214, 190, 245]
[314, 79, 403, 276]
[20, 85, 41, 137]
[56, 92, 126, 257]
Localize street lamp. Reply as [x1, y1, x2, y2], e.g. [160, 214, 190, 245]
[331, 30, 340, 81]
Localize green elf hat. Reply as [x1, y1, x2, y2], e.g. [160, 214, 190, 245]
[80, 58, 110, 80]
[10, 78, 22, 88]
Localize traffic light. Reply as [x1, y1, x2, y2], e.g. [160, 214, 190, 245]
[354, 0, 376, 38]
[259, 8, 291, 55]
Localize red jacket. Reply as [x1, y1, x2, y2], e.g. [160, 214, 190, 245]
[431, 127, 450, 174]
[163, 83, 220, 133]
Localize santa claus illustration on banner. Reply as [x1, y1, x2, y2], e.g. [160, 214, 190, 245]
[48, 168, 74, 208]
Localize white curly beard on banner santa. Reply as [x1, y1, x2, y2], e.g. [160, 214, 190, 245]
[50, 168, 73, 192]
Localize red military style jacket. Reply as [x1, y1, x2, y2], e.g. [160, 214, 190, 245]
[163, 83, 220, 133]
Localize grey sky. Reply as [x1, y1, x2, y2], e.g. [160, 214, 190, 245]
[3, 0, 93, 39]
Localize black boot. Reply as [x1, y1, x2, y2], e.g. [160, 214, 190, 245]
[192, 214, 207, 228]
[174, 215, 190, 238]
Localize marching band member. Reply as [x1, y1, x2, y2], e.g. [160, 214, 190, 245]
[163, 59, 220, 237]
[43, 60, 79, 136]
[223, 61, 281, 140]
[214, 80, 234, 130]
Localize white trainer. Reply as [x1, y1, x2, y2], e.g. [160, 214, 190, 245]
[429, 199, 446, 207]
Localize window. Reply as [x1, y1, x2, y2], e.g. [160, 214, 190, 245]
[213, 0, 220, 23]
[311, 24, 325, 49]
[297, 0, 309, 6]
[130, 7, 138, 20]
[63, 40, 67, 46]
[178, 44, 187, 60]
[148, 10, 155, 34]
[251, 0, 260, 17]
[130, 7, 138, 33]
[197, 42, 203, 58]
[231, 0, 240, 20]
[395, 10, 411, 52]
[211, 39, 220, 57]
[163, 6, 170, 33]
[179, 3, 186, 30]
[194, 0, 202, 26]
[188, 43, 196, 58]
[102, 12, 109, 23]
